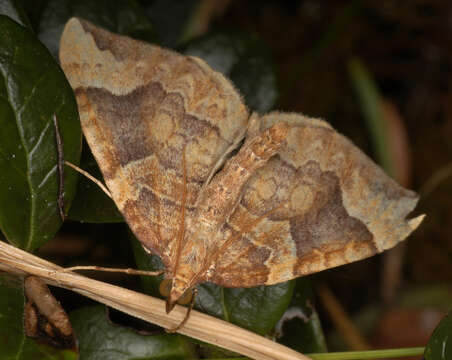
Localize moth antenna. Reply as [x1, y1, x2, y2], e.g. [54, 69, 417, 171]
[64, 161, 112, 198]
[172, 146, 188, 278]
[53, 114, 65, 221]
[166, 287, 197, 333]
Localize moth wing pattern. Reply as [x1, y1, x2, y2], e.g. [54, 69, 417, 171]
[209, 113, 424, 287]
[59, 18, 249, 270]
[59, 18, 424, 291]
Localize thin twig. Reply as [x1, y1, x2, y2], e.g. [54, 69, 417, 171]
[53, 114, 65, 221]
[0, 241, 311, 360]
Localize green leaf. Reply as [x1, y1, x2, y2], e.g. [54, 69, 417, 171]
[131, 234, 294, 336]
[0, 0, 32, 29]
[70, 305, 196, 360]
[308, 347, 425, 360]
[67, 144, 123, 223]
[199, 280, 294, 336]
[0, 16, 81, 251]
[37, 0, 157, 58]
[0, 274, 77, 360]
[183, 31, 278, 113]
[275, 278, 327, 354]
[424, 310, 452, 360]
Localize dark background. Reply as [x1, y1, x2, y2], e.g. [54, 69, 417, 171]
[15, 0, 452, 357]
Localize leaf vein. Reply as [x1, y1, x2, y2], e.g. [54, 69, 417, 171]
[0, 62, 35, 250]
[38, 164, 57, 189]
[29, 120, 51, 158]
[16, 68, 51, 116]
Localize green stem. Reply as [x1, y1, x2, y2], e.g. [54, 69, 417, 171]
[196, 347, 425, 360]
[307, 347, 425, 360]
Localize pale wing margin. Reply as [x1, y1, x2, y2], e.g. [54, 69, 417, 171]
[210, 112, 424, 287]
[59, 18, 249, 267]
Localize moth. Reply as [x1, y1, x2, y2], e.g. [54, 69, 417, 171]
[59, 18, 424, 315]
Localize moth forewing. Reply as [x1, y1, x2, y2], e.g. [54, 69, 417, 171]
[59, 18, 424, 317]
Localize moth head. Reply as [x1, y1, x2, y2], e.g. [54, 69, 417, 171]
[160, 278, 193, 314]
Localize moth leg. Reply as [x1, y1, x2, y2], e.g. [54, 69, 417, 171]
[53, 114, 65, 221]
[64, 161, 112, 198]
[165, 287, 197, 333]
[60, 265, 164, 277]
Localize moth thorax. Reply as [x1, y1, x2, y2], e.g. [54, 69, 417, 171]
[205, 264, 215, 279]
[171, 278, 189, 296]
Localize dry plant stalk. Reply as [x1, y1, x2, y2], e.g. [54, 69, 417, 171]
[0, 240, 311, 360]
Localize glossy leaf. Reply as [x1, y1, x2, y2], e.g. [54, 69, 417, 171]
[38, 0, 157, 58]
[132, 234, 294, 336]
[424, 310, 452, 360]
[0, 0, 32, 29]
[67, 144, 123, 223]
[0, 274, 77, 360]
[0, 16, 81, 251]
[36, 0, 156, 223]
[198, 280, 294, 336]
[184, 31, 279, 113]
[275, 278, 327, 354]
[70, 305, 196, 360]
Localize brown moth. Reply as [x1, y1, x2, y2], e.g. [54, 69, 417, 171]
[59, 18, 424, 314]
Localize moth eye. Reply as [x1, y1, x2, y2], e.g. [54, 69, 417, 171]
[159, 279, 172, 298]
[177, 288, 193, 305]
